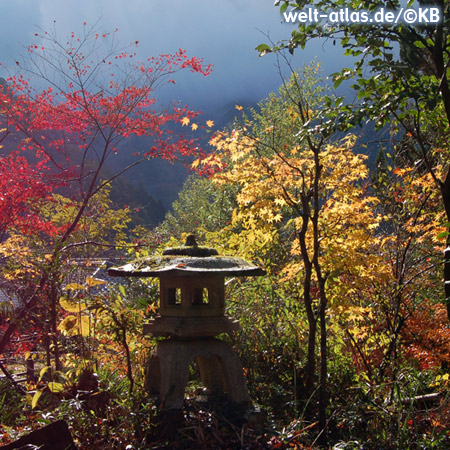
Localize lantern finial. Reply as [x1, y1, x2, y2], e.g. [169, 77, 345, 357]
[185, 234, 197, 247]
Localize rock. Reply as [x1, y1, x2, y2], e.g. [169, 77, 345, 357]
[0, 420, 77, 450]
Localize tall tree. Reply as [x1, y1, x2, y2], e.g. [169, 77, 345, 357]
[201, 68, 381, 443]
[0, 22, 211, 369]
[271, 0, 450, 319]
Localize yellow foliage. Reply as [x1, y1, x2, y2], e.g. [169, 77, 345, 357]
[0, 234, 38, 280]
[65, 283, 86, 291]
[208, 129, 388, 306]
[58, 314, 91, 337]
[85, 277, 107, 287]
[59, 296, 87, 313]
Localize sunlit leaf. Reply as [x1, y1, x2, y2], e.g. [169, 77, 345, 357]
[38, 366, 50, 382]
[48, 382, 64, 393]
[78, 315, 91, 337]
[59, 315, 91, 337]
[85, 277, 107, 287]
[65, 283, 86, 291]
[31, 390, 43, 409]
[59, 297, 87, 312]
[58, 315, 78, 335]
[255, 43, 272, 57]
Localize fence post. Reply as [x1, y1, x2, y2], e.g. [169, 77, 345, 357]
[26, 357, 35, 382]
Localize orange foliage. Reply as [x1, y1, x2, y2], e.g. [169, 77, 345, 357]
[403, 298, 450, 369]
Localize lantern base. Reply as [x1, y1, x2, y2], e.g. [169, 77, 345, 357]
[145, 337, 251, 410]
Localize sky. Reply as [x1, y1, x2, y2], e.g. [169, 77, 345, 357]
[0, 0, 346, 114]
[0, 0, 348, 206]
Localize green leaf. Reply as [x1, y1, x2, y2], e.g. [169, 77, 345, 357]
[334, 76, 344, 89]
[48, 382, 64, 393]
[31, 390, 43, 409]
[119, 285, 126, 296]
[255, 44, 272, 57]
[38, 366, 50, 382]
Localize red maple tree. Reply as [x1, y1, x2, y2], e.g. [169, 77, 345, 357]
[0, 23, 212, 367]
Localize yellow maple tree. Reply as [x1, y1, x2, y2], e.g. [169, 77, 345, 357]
[200, 66, 391, 432]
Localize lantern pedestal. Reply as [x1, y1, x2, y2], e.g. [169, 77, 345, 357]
[143, 316, 240, 338]
[145, 337, 251, 410]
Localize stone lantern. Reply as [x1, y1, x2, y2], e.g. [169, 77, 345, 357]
[108, 235, 264, 411]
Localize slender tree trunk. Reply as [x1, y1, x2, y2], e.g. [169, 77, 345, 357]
[441, 178, 450, 320]
[432, 3, 450, 322]
[304, 281, 316, 397]
[50, 286, 61, 371]
[121, 327, 134, 395]
[317, 282, 328, 444]
[44, 327, 52, 380]
[297, 208, 316, 398]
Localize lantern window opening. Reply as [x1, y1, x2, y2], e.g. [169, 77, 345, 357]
[167, 287, 181, 305]
[192, 288, 209, 306]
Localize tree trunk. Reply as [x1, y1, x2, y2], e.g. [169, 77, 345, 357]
[298, 217, 316, 398]
[433, 3, 450, 322]
[441, 178, 450, 320]
[317, 284, 328, 445]
[304, 286, 316, 398]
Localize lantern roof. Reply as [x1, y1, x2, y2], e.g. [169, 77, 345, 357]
[108, 235, 265, 278]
